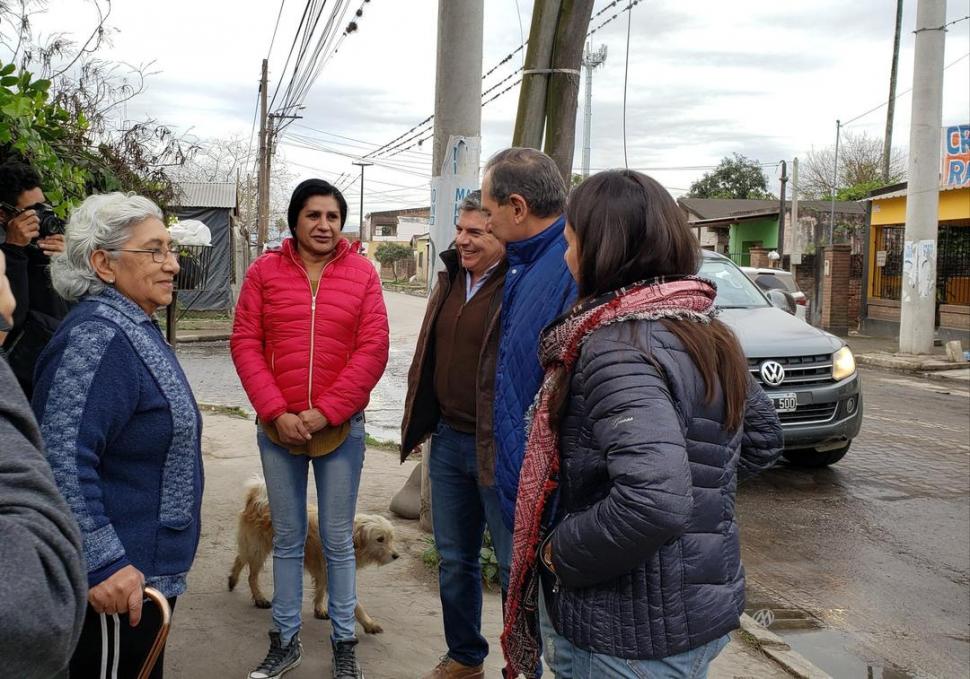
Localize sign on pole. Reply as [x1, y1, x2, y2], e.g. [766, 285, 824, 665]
[430, 135, 481, 283]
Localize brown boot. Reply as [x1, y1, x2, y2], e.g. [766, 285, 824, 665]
[421, 656, 485, 679]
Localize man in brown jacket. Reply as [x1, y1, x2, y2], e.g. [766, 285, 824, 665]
[401, 191, 508, 679]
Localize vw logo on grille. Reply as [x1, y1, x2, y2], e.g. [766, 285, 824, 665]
[760, 360, 786, 386]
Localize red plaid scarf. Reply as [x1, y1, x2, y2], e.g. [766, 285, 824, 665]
[500, 276, 717, 677]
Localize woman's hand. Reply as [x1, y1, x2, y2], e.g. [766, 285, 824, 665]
[298, 408, 329, 434]
[37, 233, 65, 257]
[88, 565, 146, 625]
[275, 412, 312, 446]
[543, 541, 556, 573]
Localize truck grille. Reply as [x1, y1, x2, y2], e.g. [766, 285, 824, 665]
[748, 354, 834, 388]
[778, 401, 839, 426]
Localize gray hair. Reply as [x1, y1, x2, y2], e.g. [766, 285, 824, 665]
[458, 190, 482, 213]
[483, 147, 566, 218]
[50, 192, 164, 301]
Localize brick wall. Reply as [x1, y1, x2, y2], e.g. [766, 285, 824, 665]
[822, 245, 851, 335]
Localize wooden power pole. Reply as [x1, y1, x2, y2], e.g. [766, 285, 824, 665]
[513, 0, 562, 149]
[543, 0, 596, 182]
[883, 0, 905, 182]
[512, 0, 596, 182]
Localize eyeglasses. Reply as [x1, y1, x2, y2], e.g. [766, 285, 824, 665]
[105, 247, 180, 264]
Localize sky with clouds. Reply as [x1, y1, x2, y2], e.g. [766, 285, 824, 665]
[14, 0, 970, 222]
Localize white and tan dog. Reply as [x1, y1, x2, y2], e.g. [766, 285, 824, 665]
[228, 479, 399, 634]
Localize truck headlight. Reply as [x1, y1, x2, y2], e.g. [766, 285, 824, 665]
[832, 346, 856, 381]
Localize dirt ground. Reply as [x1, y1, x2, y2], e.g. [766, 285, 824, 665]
[164, 413, 790, 678]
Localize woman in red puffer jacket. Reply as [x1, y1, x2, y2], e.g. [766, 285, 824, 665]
[231, 179, 388, 679]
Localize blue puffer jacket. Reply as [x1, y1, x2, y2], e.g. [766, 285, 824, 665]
[493, 216, 577, 528]
[544, 318, 782, 659]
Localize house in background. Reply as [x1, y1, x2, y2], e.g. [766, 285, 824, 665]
[412, 232, 432, 286]
[171, 181, 239, 311]
[862, 182, 970, 340]
[678, 198, 866, 266]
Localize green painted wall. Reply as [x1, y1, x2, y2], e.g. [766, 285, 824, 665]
[728, 217, 779, 255]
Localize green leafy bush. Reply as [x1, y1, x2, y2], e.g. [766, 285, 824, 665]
[422, 530, 501, 589]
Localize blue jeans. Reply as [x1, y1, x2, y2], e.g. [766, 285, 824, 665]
[540, 588, 729, 679]
[428, 423, 513, 667]
[257, 413, 365, 644]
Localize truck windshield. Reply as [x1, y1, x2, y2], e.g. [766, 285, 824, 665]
[700, 259, 771, 308]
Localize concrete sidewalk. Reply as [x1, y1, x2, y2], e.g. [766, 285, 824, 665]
[164, 412, 817, 678]
[844, 334, 970, 385]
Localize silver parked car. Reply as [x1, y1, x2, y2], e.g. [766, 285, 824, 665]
[702, 252, 862, 467]
[741, 266, 808, 321]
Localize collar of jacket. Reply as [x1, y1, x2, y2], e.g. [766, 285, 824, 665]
[281, 235, 351, 269]
[506, 214, 566, 267]
[88, 286, 154, 325]
[437, 248, 509, 286]
[439, 247, 461, 279]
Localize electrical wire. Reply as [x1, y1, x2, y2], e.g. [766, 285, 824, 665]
[266, 0, 288, 59]
[622, 0, 633, 168]
[841, 51, 970, 127]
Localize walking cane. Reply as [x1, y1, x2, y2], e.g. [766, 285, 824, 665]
[137, 587, 172, 679]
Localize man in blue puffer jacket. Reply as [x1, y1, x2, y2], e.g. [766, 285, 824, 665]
[480, 148, 577, 531]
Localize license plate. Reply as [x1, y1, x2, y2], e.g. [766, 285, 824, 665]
[773, 393, 798, 413]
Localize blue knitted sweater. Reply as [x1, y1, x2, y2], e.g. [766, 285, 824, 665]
[493, 216, 577, 529]
[32, 288, 203, 598]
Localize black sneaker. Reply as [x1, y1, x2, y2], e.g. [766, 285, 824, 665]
[248, 631, 302, 679]
[331, 638, 363, 679]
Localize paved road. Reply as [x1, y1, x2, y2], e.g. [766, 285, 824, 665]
[177, 291, 970, 678]
[739, 369, 970, 678]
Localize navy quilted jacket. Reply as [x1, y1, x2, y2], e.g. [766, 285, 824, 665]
[493, 216, 577, 528]
[544, 318, 782, 659]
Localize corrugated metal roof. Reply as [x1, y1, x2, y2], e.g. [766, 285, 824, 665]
[172, 182, 237, 209]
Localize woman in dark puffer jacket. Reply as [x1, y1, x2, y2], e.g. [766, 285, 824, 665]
[501, 170, 783, 678]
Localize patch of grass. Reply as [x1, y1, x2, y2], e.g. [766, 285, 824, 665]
[737, 628, 761, 649]
[364, 434, 399, 451]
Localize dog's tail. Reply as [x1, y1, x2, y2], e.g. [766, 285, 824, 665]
[242, 476, 270, 522]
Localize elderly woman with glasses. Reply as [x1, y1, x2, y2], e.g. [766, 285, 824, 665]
[31, 192, 203, 679]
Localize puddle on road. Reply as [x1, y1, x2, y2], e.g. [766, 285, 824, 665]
[746, 601, 920, 678]
[783, 628, 918, 679]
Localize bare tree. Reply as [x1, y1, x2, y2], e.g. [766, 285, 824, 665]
[801, 131, 906, 200]
[170, 135, 295, 240]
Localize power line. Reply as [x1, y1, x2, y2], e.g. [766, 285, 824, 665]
[842, 51, 970, 127]
[266, 0, 288, 59]
[622, 1, 634, 168]
[364, 0, 644, 161]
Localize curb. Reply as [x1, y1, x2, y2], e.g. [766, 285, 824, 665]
[856, 353, 967, 373]
[173, 333, 232, 343]
[739, 614, 832, 679]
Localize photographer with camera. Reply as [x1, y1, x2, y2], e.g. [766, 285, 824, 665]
[0, 159, 69, 396]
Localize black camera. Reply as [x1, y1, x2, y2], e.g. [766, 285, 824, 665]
[0, 201, 66, 240]
[25, 202, 66, 239]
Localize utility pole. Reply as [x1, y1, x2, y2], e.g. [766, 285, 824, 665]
[777, 160, 788, 262]
[257, 59, 269, 247]
[513, 0, 562, 149]
[351, 160, 373, 240]
[829, 120, 841, 245]
[883, 0, 905, 182]
[581, 43, 607, 178]
[791, 157, 800, 261]
[899, 0, 947, 355]
[424, 0, 485, 533]
[543, 0, 597, 182]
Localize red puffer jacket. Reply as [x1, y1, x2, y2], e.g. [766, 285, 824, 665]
[230, 238, 389, 425]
